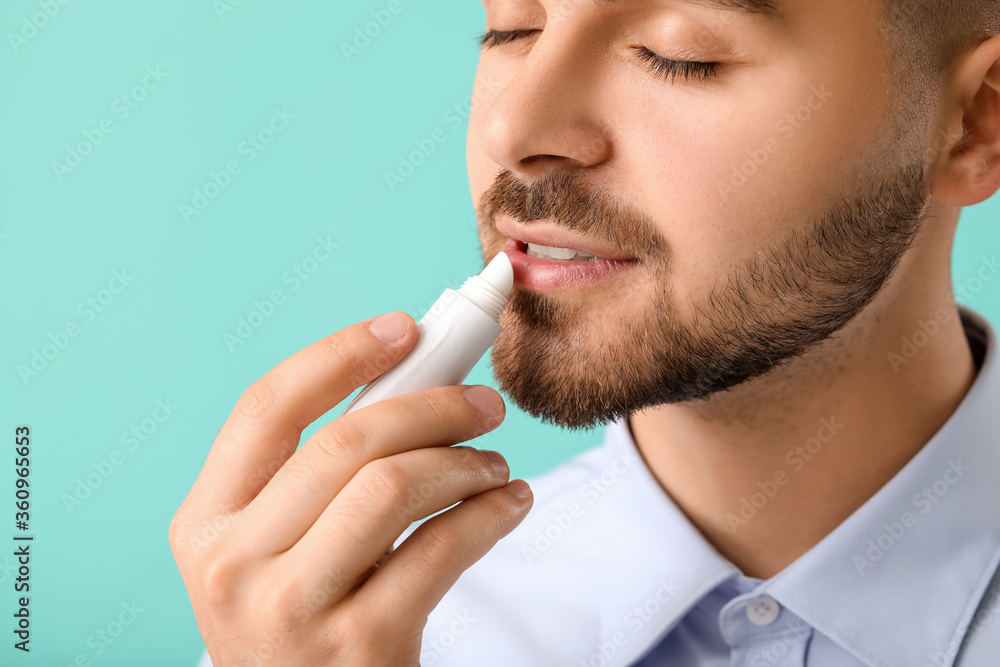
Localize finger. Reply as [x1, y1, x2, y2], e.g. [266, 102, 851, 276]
[281, 444, 514, 604]
[188, 312, 417, 514]
[231, 384, 506, 554]
[349, 480, 533, 621]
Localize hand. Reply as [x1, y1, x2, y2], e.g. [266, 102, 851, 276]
[169, 311, 533, 666]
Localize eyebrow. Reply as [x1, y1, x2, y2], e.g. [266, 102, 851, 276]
[595, 0, 781, 16]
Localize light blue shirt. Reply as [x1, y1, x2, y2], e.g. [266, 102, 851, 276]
[197, 305, 1000, 666]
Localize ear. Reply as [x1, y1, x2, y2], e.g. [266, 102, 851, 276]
[929, 33, 1000, 207]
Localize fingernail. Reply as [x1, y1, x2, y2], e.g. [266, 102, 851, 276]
[367, 312, 408, 342]
[481, 450, 509, 477]
[507, 479, 532, 500]
[463, 385, 503, 418]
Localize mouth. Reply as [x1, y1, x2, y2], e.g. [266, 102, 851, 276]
[522, 241, 601, 262]
[496, 219, 638, 262]
[501, 238, 639, 289]
[492, 217, 640, 289]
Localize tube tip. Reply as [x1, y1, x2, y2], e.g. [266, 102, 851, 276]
[480, 251, 514, 298]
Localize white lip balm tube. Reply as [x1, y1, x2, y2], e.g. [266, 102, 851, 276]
[338, 251, 514, 417]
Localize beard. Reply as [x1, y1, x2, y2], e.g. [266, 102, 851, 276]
[475, 159, 930, 431]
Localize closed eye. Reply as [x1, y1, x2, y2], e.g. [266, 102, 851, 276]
[477, 28, 541, 49]
[633, 47, 719, 82]
[476, 30, 720, 83]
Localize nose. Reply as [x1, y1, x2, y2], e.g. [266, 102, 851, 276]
[477, 28, 613, 178]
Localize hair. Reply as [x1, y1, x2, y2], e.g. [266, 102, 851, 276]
[877, 1, 1000, 159]
[883, 1, 1000, 78]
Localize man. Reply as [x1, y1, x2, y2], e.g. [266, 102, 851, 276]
[173, 0, 1000, 664]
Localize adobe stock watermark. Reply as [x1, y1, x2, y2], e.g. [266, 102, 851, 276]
[175, 415, 296, 557]
[51, 66, 169, 182]
[236, 565, 355, 666]
[384, 74, 503, 192]
[725, 417, 844, 533]
[875, 0, 929, 45]
[7, 0, 72, 53]
[421, 611, 477, 665]
[716, 83, 834, 203]
[401, 264, 504, 340]
[578, 578, 682, 667]
[179, 107, 294, 224]
[922, 630, 966, 667]
[238, 550, 470, 665]
[340, 0, 410, 63]
[853, 458, 971, 575]
[391, 436, 496, 525]
[888, 255, 999, 372]
[17, 268, 134, 386]
[234, 567, 475, 665]
[55, 600, 144, 666]
[62, 398, 179, 514]
[920, 123, 966, 174]
[180, 429, 290, 555]
[956, 255, 1000, 304]
[964, 584, 1000, 649]
[520, 447, 640, 565]
[187, 512, 238, 557]
[744, 617, 811, 666]
[887, 307, 952, 373]
[222, 235, 339, 352]
[214, 0, 248, 21]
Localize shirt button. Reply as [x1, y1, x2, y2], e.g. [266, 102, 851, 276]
[746, 596, 781, 626]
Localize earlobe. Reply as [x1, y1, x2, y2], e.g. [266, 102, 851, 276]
[929, 38, 1000, 207]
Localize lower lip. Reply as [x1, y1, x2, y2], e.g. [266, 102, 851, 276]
[502, 239, 639, 289]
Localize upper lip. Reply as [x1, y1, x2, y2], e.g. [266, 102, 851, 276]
[496, 219, 637, 261]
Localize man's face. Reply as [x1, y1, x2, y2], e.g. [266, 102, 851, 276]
[468, 0, 933, 430]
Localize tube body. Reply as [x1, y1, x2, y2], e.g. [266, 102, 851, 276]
[338, 289, 503, 417]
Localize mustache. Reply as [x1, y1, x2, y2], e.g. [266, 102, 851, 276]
[479, 169, 666, 259]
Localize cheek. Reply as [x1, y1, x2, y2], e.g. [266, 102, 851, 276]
[466, 125, 493, 209]
[619, 74, 856, 292]
[617, 99, 782, 292]
[466, 67, 505, 215]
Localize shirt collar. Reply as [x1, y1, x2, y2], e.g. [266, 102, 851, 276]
[604, 305, 1000, 667]
[765, 305, 1000, 667]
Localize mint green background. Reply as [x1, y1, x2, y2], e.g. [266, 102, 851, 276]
[0, 1, 997, 665]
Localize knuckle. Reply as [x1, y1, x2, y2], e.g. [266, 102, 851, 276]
[246, 436, 299, 492]
[357, 459, 409, 505]
[454, 446, 497, 477]
[319, 332, 359, 371]
[314, 418, 367, 462]
[236, 378, 278, 421]
[326, 610, 380, 656]
[254, 584, 296, 629]
[332, 608, 368, 641]
[418, 389, 462, 425]
[475, 448, 503, 476]
[199, 551, 243, 611]
[477, 489, 518, 531]
[272, 455, 321, 491]
[167, 511, 187, 552]
[416, 521, 460, 562]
